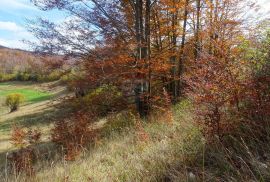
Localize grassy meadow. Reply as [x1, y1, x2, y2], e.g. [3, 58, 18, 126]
[0, 88, 51, 103]
[0, 82, 52, 112]
[0, 81, 69, 163]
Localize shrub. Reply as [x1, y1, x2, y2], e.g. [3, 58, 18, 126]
[16, 72, 31, 81]
[60, 72, 77, 86]
[184, 53, 248, 138]
[29, 73, 39, 81]
[36, 74, 46, 82]
[60, 74, 71, 83]
[150, 88, 173, 123]
[0, 73, 16, 82]
[46, 70, 62, 82]
[8, 126, 41, 176]
[32, 70, 62, 82]
[5, 93, 25, 112]
[75, 84, 126, 116]
[185, 33, 270, 139]
[51, 112, 96, 161]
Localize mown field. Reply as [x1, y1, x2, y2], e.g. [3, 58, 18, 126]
[0, 85, 51, 103]
[0, 81, 68, 155]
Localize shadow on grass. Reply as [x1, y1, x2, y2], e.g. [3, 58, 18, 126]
[0, 141, 63, 174]
[28, 95, 53, 103]
[0, 81, 34, 86]
[0, 105, 72, 133]
[0, 105, 73, 174]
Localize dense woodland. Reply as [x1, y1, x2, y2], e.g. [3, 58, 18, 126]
[0, 47, 70, 82]
[0, 0, 269, 181]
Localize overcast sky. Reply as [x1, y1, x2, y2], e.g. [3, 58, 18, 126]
[0, 0, 269, 50]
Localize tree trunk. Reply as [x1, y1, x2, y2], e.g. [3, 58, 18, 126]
[194, 0, 201, 60]
[178, 0, 189, 97]
[134, 0, 150, 117]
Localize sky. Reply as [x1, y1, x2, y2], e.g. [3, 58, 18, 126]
[0, 0, 66, 50]
[0, 0, 269, 50]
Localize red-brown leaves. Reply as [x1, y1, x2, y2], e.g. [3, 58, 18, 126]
[8, 126, 41, 176]
[10, 126, 27, 148]
[184, 54, 248, 137]
[11, 126, 41, 148]
[51, 112, 96, 161]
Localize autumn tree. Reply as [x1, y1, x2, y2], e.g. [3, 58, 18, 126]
[29, 0, 179, 116]
[29, 0, 260, 119]
[184, 0, 263, 136]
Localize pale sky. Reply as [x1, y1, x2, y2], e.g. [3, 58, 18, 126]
[0, 0, 269, 50]
[256, 0, 270, 18]
[0, 0, 65, 49]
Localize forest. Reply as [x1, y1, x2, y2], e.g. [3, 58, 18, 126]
[0, 0, 269, 181]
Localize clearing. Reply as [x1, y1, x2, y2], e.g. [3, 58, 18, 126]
[0, 81, 68, 153]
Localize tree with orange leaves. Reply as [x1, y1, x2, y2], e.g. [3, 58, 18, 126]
[28, 0, 259, 119]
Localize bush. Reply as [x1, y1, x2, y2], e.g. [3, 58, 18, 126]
[51, 112, 96, 161]
[8, 126, 41, 176]
[0, 73, 16, 82]
[5, 93, 25, 112]
[0, 70, 63, 82]
[35, 70, 62, 82]
[185, 31, 270, 139]
[16, 72, 31, 81]
[47, 70, 62, 81]
[75, 84, 126, 116]
[60, 73, 74, 84]
[185, 54, 247, 138]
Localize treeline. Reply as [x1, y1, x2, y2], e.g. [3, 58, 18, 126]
[0, 48, 70, 82]
[0, 70, 62, 82]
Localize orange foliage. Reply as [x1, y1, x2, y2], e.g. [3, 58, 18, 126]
[51, 112, 96, 161]
[8, 126, 41, 176]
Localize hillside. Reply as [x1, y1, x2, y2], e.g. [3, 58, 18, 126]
[0, 45, 72, 83]
[0, 0, 269, 181]
[0, 45, 7, 49]
[0, 97, 269, 181]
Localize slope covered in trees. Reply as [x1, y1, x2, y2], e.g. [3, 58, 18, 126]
[0, 46, 69, 82]
[0, 0, 269, 181]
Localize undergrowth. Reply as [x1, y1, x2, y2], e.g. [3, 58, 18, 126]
[1, 100, 270, 182]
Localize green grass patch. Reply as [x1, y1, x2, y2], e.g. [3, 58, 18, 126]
[0, 88, 52, 103]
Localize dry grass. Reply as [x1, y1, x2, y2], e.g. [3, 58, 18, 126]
[1, 101, 201, 182]
[0, 90, 269, 181]
[0, 81, 69, 166]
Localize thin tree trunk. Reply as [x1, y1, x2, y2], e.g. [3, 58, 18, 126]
[145, 0, 151, 114]
[134, 0, 145, 117]
[170, 0, 178, 102]
[194, 0, 201, 60]
[178, 0, 189, 97]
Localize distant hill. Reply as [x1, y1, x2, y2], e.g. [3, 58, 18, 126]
[0, 45, 7, 49]
[0, 44, 33, 53]
[0, 45, 73, 77]
[0, 45, 67, 74]
[0, 45, 40, 74]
